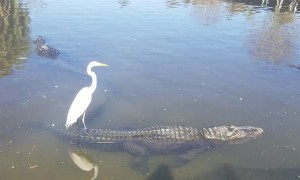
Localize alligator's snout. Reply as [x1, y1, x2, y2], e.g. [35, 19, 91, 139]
[241, 127, 264, 138]
[247, 127, 263, 138]
[256, 127, 263, 135]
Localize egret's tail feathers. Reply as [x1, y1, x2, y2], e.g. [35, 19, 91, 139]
[65, 118, 74, 129]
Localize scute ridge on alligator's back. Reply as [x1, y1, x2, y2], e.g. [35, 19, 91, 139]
[74, 125, 202, 143]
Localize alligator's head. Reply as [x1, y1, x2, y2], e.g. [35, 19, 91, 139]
[202, 125, 263, 144]
[33, 36, 46, 46]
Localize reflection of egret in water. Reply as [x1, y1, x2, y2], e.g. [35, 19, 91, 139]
[248, 0, 298, 63]
[65, 61, 108, 129]
[68, 149, 99, 180]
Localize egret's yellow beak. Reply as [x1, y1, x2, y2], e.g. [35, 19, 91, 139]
[100, 63, 108, 67]
[90, 61, 108, 67]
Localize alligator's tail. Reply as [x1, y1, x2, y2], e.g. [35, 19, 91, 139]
[0, 121, 68, 140]
[37, 122, 78, 141]
[0, 121, 45, 140]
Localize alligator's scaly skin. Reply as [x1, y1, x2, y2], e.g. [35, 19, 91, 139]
[50, 124, 263, 153]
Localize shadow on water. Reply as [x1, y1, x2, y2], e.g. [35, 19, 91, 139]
[196, 163, 300, 180]
[0, 0, 31, 78]
[147, 164, 174, 180]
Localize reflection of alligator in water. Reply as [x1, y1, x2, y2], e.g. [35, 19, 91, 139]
[49, 124, 263, 174]
[33, 36, 60, 59]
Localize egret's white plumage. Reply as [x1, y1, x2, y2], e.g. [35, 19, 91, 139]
[65, 61, 108, 129]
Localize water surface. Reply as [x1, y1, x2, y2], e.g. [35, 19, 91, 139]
[0, 0, 300, 179]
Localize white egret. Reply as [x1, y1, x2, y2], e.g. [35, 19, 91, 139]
[65, 61, 108, 129]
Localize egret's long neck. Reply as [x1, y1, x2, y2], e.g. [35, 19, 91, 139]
[87, 68, 97, 93]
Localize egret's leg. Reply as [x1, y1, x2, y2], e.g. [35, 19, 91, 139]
[82, 112, 87, 130]
[76, 118, 79, 130]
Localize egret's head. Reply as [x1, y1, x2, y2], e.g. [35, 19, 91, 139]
[202, 125, 263, 144]
[88, 61, 108, 68]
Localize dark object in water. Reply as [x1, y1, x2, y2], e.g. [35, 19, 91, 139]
[33, 36, 60, 59]
[289, 64, 300, 70]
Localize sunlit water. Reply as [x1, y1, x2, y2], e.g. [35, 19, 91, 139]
[0, 0, 300, 179]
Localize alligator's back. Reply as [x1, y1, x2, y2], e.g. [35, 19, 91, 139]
[49, 124, 206, 152]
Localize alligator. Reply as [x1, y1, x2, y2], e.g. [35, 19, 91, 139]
[47, 124, 263, 174]
[33, 36, 60, 59]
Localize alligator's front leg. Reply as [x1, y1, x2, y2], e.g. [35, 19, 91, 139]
[123, 141, 150, 175]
